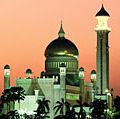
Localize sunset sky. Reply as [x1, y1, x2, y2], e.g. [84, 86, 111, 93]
[0, 0, 120, 95]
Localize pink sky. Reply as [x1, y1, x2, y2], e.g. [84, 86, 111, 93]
[0, 0, 120, 95]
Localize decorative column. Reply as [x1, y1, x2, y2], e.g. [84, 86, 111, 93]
[4, 65, 10, 89]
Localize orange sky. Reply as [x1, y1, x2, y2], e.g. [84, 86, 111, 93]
[0, 0, 120, 95]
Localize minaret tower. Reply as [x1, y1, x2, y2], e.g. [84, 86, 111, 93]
[4, 65, 10, 89]
[79, 67, 85, 103]
[59, 63, 66, 100]
[95, 5, 111, 94]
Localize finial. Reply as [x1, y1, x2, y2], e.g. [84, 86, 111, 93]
[102, 3, 103, 8]
[58, 21, 65, 38]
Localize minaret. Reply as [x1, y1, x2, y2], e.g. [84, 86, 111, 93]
[95, 5, 111, 94]
[79, 67, 85, 103]
[26, 68, 32, 78]
[59, 63, 66, 100]
[4, 65, 10, 89]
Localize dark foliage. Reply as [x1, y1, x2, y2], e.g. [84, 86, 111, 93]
[34, 98, 50, 119]
[90, 99, 107, 119]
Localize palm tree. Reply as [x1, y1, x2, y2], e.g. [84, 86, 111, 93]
[54, 98, 70, 119]
[12, 86, 25, 110]
[90, 99, 107, 119]
[34, 97, 50, 119]
[10, 87, 18, 110]
[73, 100, 86, 119]
[1, 86, 25, 113]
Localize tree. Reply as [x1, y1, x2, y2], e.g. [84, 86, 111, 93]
[11, 86, 26, 110]
[65, 107, 77, 119]
[73, 100, 86, 119]
[1, 86, 25, 113]
[90, 99, 107, 119]
[1, 89, 11, 112]
[112, 96, 120, 119]
[34, 97, 50, 119]
[54, 98, 70, 119]
[9, 87, 18, 110]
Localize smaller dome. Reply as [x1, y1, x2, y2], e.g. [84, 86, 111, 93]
[91, 70, 96, 75]
[26, 69, 32, 74]
[79, 67, 84, 72]
[96, 4, 110, 16]
[4, 65, 10, 69]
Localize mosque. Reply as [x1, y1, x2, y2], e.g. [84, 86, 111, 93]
[3, 5, 111, 118]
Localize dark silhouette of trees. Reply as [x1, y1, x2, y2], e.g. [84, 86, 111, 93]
[54, 98, 78, 119]
[74, 100, 86, 119]
[1, 89, 11, 112]
[112, 96, 120, 119]
[10, 86, 25, 110]
[54, 98, 70, 118]
[1, 86, 25, 113]
[90, 99, 107, 119]
[65, 106, 77, 119]
[7, 110, 20, 119]
[0, 114, 8, 119]
[34, 97, 50, 119]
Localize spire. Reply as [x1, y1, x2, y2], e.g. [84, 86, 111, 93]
[58, 21, 65, 38]
[96, 4, 110, 16]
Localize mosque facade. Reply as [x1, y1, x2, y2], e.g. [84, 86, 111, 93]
[2, 5, 111, 118]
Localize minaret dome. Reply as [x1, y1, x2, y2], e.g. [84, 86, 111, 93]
[4, 65, 10, 69]
[96, 4, 110, 16]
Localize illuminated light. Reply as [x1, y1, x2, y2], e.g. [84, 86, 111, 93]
[107, 93, 111, 96]
[68, 54, 74, 57]
[66, 93, 79, 100]
[90, 73, 96, 82]
[4, 69, 10, 76]
[105, 89, 109, 93]
[64, 50, 68, 53]
[95, 16, 111, 31]
[58, 52, 65, 55]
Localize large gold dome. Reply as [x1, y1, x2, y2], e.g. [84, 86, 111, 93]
[45, 37, 79, 57]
